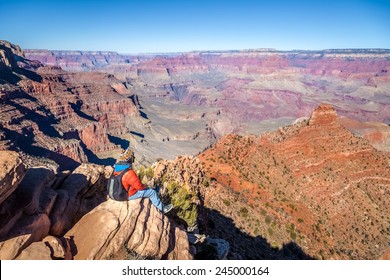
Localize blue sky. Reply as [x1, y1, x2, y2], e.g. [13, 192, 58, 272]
[0, 0, 389, 53]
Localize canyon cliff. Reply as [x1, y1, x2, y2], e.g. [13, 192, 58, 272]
[1, 40, 142, 170]
[24, 47, 390, 163]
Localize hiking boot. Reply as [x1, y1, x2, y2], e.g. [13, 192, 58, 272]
[163, 204, 173, 214]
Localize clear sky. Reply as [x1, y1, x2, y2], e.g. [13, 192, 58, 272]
[0, 0, 389, 53]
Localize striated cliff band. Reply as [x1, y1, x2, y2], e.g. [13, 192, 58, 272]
[2, 41, 389, 168]
[24, 47, 390, 163]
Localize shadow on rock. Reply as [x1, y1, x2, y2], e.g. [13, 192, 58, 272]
[203, 208, 314, 260]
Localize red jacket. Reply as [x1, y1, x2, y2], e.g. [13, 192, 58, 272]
[114, 169, 146, 197]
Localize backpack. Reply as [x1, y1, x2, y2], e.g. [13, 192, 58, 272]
[106, 167, 130, 201]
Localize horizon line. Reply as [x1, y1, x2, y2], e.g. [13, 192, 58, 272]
[22, 47, 390, 56]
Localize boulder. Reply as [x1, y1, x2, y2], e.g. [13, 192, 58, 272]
[0, 151, 26, 205]
[0, 213, 50, 259]
[49, 163, 108, 236]
[15, 236, 72, 260]
[65, 199, 192, 260]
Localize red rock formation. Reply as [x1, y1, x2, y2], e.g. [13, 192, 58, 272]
[308, 104, 337, 126]
[0, 151, 27, 205]
[199, 105, 390, 259]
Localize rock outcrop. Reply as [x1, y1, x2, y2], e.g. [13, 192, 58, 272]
[0, 152, 192, 260]
[65, 198, 191, 260]
[154, 156, 207, 194]
[0, 151, 27, 205]
[308, 104, 338, 126]
[0, 40, 23, 70]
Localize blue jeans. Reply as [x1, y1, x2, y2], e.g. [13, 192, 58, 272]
[128, 188, 163, 212]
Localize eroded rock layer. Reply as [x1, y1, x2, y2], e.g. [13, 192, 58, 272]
[24, 47, 390, 160]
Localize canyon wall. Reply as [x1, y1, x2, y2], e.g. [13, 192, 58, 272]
[25, 47, 390, 160]
[1, 41, 143, 170]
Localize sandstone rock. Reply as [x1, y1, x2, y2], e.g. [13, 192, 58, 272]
[15, 236, 72, 260]
[166, 226, 192, 260]
[0, 40, 22, 70]
[65, 199, 192, 260]
[0, 235, 31, 260]
[79, 123, 117, 153]
[51, 170, 71, 189]
[308, 104, 338, 126]
[0, 213, 50, 259]
[0, 167, 57, 241]
[110, 82, 127, 94]
[0, 151, 26, 205]
[14, 240, 52, 260]
[379, 247, 390, 260]
[43, 236, 73, 260]
[49, 163, 108, 236]
[14, 167, 56, 215]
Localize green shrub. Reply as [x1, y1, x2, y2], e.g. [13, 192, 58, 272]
[239, 207, 249, 218]
[223, 199, 231, 206]
[165, 181, 198, 227]
[137, 166, 154, 182]
[290, 231, 297, 240]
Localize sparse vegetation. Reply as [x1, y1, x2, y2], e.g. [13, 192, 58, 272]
[239, 207, 249, 218]
[164, 181, 198, 227]
[223, 199, 231, 206]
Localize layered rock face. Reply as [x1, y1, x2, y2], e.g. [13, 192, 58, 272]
[198, 105, 390, 259]
[24, 48, 390, 158]
[0, 152, 191, 260]
[0, 41, 142, 169]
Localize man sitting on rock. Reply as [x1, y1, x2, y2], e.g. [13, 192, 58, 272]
[113, 147, 173, 214]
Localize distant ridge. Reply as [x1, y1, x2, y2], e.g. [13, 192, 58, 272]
[25, 47, 390, 56]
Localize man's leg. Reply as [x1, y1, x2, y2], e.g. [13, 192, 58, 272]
[129, 188, 163, 212]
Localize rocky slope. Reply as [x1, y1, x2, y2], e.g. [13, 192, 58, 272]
[0, 151, 191, 260]
[198, 105, 390, 259]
